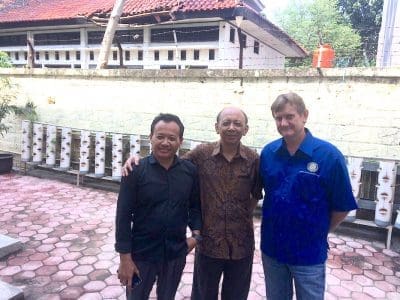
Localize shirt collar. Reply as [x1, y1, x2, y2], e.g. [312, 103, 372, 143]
[149, 153, 180, 167]
[212, 141, 250, 160]
[274, 128, 314, 157]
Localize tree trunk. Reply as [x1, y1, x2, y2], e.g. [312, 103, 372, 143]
[96, 0, 126, 69]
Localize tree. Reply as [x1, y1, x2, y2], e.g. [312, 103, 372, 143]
[338, 0, 383, 66]
[97, 0, 126, 69]
[274, 0, 362, 67]
[0, 51, 12, 68]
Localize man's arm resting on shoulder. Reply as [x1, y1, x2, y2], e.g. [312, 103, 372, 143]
[330, 211, 350, 232]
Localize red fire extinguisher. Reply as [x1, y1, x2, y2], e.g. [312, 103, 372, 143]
[312, 44, 335, 68]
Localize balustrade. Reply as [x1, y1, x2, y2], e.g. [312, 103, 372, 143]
[20, 121, 400, 248]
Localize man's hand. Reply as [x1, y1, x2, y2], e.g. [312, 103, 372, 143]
[118, 253, 139, 289]
[122, 155, 141, 176]
[186, 237, 197, 253]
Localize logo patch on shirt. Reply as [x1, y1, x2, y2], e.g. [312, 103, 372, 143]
[307, 162, 319, 173]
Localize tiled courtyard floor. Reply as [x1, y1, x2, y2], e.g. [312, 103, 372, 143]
[0, 173, 399, 299]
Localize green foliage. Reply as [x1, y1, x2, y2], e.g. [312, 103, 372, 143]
[275, 0, 362, 67]
[0, 51, 12, 68]
[0, 78, 38, 137]
[338, 0, 383, 66]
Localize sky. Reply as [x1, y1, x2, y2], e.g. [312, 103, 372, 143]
[261, 0, 291, 21]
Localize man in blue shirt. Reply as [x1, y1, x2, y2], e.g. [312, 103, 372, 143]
[260, 92, 358, 300]
[115, 113, 202, 300]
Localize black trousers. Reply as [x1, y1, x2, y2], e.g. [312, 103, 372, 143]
[126, 255, 186, 300]
[191, 251, 253, 300]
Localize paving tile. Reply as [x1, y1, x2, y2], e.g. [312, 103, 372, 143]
[1, 174, 400, 300]
[363, 286, 386, 298]
[328, 284, 351, 298]
[341, 280, 363, 292]
[364, 269, 385, 281]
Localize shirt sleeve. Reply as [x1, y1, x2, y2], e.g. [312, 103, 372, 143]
[115, 170, 137, 253]
[251, 155, 264, 200]
[328, 155, 358, 212]
[188, 167, 202, 231]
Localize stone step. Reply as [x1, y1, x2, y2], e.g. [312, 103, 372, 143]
[0, 281, 24, 300]
[0, 235, 22, 259]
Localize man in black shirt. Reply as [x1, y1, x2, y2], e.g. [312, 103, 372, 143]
[115, 113, 202, 300]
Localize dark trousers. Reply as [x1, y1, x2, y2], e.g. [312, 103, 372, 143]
[126, 255, 186, 300]
[191, 251, 253, 300]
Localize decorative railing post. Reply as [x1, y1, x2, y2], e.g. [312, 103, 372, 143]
[45, 125, 57, 167]
[21, 120, 31, 162]
[112, 133, 123, 181]
[374, 161, 397, 227]
[60, 127, 72, 170]
[95, 132, 106, 178]
[79, 130, 90, 174]
[32, 123, 44, 164]
[345, 157, 363, 222]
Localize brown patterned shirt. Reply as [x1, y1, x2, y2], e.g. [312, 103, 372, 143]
[184, 141, 263, 260]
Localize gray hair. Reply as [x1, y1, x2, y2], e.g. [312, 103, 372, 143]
[271, 92, 307, 115]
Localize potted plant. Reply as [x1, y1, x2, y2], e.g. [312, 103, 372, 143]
[1, 52, 37, 173]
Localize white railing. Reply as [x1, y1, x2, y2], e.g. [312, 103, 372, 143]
[21, 121, 400, 248]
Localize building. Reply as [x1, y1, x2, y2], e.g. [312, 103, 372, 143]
[0, 0, 307, 69]
[376, 0, 400, 67]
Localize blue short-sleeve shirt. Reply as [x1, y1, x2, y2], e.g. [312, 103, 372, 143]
[260, 129, 357, 265]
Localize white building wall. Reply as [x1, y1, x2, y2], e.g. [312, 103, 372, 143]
[376, 0, 400, 67]
[0, 22, 285, 69]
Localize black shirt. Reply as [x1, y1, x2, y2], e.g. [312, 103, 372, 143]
[115, 155, 202, 262]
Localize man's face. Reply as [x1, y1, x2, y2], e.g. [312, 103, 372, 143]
[150, 120, 182, 161]
[273, 103, 308, 140]
[215, 108, 248, 146]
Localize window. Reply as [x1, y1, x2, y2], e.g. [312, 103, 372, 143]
[35, 52, 40, 60]
[194, 50, 200, 60]
[168, 50, 174, 61]
[24, 52, 27, 60]
[138, 50, 143, 61]
[154, 50, 159, 61]
[254, 41, 260, 54]
[55, 51, 60, 60]
[125, 51, 130, 61]
[45, 51, 49, 60]
[89, 51, 94, 60]
[88, 30, 143, 44]
[151, 26, 219, 43]
[112, 51, 118, 61]
[15, 52, 19, 60]
[0, 34, 27, 46]
[180, 50, 186, 61]
[34, 32, 80, 46]
[209, 49, 215, 60]
[229, 28, 235, 43]
[76, 51, 81, 61]
[65, 51, 70, 60]
[241, 34, 247, 48]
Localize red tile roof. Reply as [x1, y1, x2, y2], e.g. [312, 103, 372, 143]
[0, 0, 244, 23]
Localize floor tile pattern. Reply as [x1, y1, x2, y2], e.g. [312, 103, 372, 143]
[1, 174, 399, 299]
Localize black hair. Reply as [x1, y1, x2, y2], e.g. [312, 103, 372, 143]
[150, 113, 184, 139]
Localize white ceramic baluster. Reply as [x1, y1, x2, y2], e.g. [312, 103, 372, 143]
[21, 120, 31, 162]
[79, 130, 90, 174]
[345, 157, 363, 222]
[112, 134, 123, 181]
[45, 125, 57, 166]
[32, 123, 43, 164]
[395, 210, 400, 229]
[130, 135, 141, 157]
[374, 161, 397, 227]
[95, 132, 106, 178]
[60, 127, 72, 170]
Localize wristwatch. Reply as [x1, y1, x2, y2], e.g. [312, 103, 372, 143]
[191, 233, 203, 243]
